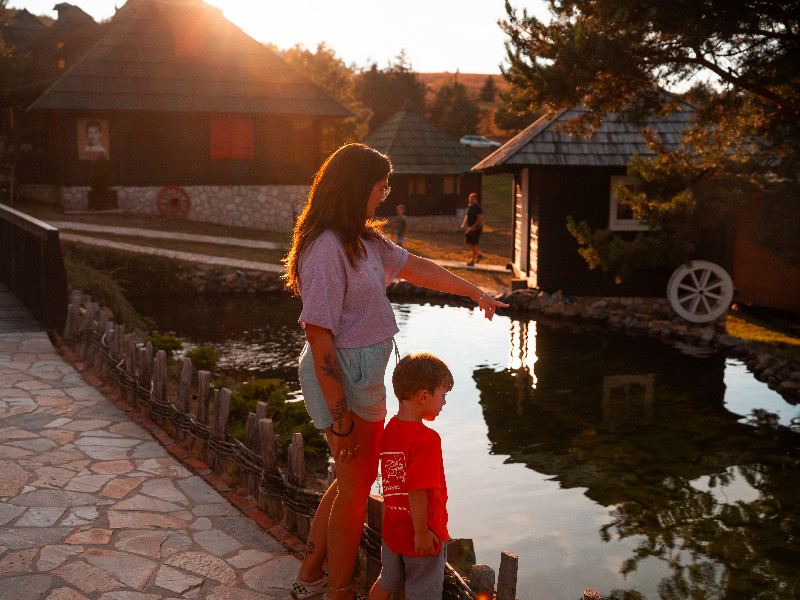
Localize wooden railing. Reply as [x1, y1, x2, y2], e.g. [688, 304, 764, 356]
[0, 203, 67, 330]
[62, 291, 604, 600]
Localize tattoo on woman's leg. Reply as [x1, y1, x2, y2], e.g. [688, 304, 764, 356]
[307, 541, 315, 555]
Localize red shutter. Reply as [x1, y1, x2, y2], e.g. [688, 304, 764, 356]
[210, 116, 253, 160]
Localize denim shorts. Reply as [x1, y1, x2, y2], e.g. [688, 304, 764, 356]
[298, 337, 395, 430]
[377, 540, 447, 600]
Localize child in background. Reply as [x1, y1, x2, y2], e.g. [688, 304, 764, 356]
[395, 204, 408, 247]
[369, 353, 452, 600]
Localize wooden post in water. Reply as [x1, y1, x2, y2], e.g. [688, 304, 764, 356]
[257, 418, 283, 520]
[286, 432, 309, 540]
[365, 495, 385, 585]
[496, 552, 518, 600]
[583, 589, 604, 600]
[469, 564, 495, 598]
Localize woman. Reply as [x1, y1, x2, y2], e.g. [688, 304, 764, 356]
[283, 143, 507, 600]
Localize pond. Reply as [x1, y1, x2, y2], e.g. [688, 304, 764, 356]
[133, 294, 800, 600]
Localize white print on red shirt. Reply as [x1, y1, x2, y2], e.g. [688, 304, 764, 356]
[381, 451, 410, 513]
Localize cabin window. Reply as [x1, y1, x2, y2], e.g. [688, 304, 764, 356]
[174, 20, 206, 57]
[210, 116, 253, 160]
[443, 176, 460, 195]
[609, 175, 648, 231]
[407, 176, 426, 196]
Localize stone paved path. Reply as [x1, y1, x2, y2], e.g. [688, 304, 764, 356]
[0, 324, 301, 599]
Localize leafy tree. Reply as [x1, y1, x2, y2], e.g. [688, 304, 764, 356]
[354, 50, 428, 132]
[281, 42, 371, 155]
[427, 74, 482, 140]
[499, 0, 800, 275]
[478, 75, 498, 103]
[493, 94, 540, 135]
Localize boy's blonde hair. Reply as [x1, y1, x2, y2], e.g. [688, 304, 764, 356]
[392, 353, 454, 401]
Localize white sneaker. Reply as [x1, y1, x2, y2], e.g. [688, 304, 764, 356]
[290, 576, 328, 600]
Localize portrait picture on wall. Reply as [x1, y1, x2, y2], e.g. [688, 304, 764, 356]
[77, 117, 109, 160]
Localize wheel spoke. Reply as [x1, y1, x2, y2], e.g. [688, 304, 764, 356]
[698, 268, 711, 289]
[678, 282, 698, 293]
[700, 296, 712, 314]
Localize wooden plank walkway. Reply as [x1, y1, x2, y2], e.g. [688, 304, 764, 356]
[0, 282, 43, 333]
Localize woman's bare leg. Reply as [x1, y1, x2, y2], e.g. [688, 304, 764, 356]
[325, 415, 383, 600]
[297, 478, 337, 582]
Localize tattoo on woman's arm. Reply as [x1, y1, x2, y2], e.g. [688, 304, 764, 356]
[330, 397, 347, 429]
[321, 353, 342, 383]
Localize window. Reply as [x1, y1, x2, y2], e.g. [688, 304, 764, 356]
[174, 20, 206, 57]
[443, 176, 460, 195]
[609, 175, 648, 231]
[210, 116, 253, 160]
[407, 176, 426, 196]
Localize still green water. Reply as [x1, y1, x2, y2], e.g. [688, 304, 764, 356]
[134, 294, 800, 600]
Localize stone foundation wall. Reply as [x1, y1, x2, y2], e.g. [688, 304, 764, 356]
[60, 184, 310, 232]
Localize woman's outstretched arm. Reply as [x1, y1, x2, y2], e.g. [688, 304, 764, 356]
[398, 254, 509, 320]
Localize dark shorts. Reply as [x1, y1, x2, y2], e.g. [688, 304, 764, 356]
[376, 540, 447, 600]
[465, 228, 482, 245]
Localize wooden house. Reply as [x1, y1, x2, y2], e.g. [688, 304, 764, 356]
[8, 0, 351, 231]
[361, 107, 481, 230]
[474, 104, 800, 313]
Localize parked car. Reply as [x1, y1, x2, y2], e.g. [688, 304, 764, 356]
[459, 134, 501, 149]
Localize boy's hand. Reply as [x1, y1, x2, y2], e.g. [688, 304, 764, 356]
[414, 529, 439, 555]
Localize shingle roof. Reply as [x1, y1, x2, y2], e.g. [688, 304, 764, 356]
[27, 0, 351, 118]
[474, 103, 696, 170]
[362, 108, 480, 175]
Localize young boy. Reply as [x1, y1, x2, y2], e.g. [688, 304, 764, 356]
[369, 353, 453, 600]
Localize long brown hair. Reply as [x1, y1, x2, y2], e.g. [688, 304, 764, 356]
[283, 143, 392, 296]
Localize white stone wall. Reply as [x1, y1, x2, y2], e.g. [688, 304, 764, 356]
[60, 184, 310, 232]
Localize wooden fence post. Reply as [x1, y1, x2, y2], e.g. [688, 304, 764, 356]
[123, 334, 136, 407]
[257, 418, 283, 520]
[193, 370, 212, 461]
[365, 495, 385, 585]
[152, 350, 167, 427]
[286, 432, 310, 540]
[212, 388, 232, 474]
[100, 321, 113, 378]
[497, 552, 518, 600]
[242, 412, 259, 497]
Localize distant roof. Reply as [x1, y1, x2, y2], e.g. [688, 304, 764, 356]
[362, 108, 480, 175]
[26, 0, 351, 118]
[474, 103, 696, 171]
[1, 9, 49, 48]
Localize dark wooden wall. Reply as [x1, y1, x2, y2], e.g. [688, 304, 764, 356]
[376, 172, 481, 218]
[15, 111, 323, 187]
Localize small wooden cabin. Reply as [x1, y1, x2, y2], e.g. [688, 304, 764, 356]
[7, 0, 351, 230]
[362, 107, 481, 230]
[475, 104, 800, 311]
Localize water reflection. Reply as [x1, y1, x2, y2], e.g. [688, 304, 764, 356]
[477, 318, 800, 600]
[133, 295, 800, 600]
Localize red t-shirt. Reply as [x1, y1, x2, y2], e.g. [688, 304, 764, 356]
[380, 416, 449, 556]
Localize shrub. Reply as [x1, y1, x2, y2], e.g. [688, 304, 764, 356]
[185, 345, 220, 372]
[64, 256, 149, 330]
[61, 241, 194, 298]
[143, 333, 183, 357]
[228, 378, 326, 460]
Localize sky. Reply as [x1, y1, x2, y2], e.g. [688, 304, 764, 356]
[7, 0, 552, 74]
